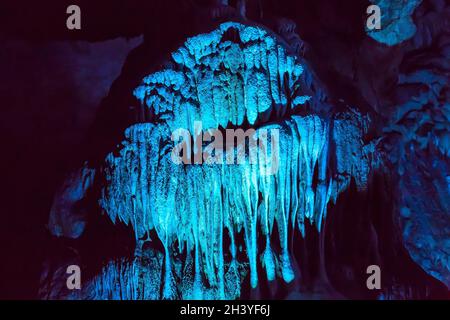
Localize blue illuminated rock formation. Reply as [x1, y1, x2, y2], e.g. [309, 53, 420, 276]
[87, 23, 380, 299]
[367, 0, 422, 46]
[133, 22, 309, 131]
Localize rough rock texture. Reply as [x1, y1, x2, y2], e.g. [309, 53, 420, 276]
[379, 1, 450, 288]
[132, 22, 322, 130]
[48, 165, 95, 238]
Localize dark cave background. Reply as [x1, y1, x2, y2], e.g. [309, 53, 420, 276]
[0, 0, 448, 299]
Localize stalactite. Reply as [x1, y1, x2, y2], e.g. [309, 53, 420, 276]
[54, 23, 380, 299]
